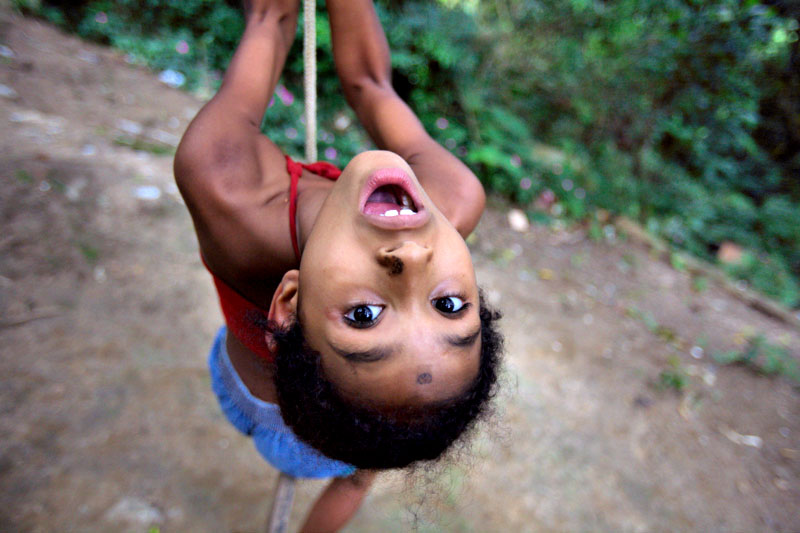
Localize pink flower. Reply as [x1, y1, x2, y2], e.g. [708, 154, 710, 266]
[95, 12, 108, 24]
[510, 155, 522, 168]
[176, 40, 190, 55]
[435, 117, 449, 130]
[534, 188, 556, 210]
[324, 147, 338, 160]
[520, 177, 532, 190]
[276, 85, 294, 106]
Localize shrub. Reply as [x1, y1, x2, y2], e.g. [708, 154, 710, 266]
[16, 0, 800, 307]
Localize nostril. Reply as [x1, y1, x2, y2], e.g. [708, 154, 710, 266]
[383, 241, 429, 254]
[377, 241, 432, 272]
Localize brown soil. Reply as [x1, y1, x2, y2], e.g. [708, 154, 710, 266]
[1, 6, 798, 532]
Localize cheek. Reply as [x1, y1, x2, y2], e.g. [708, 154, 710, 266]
[318, 355, 389, 400]
[323, 307, 341, 322]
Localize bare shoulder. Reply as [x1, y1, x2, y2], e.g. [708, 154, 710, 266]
[174, 99, 296, 287]
[174, 99, 266, 201]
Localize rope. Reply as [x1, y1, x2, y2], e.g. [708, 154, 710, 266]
[303, 0, 317, 162]
[264, 4, 313, 528]
[266, 472, 296, 533]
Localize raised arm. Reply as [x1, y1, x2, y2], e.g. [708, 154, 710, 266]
[325, 0, 485, 236]
[174, 1, 300, 291]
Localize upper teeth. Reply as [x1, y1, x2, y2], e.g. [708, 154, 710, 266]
[380, 208, 417, 217]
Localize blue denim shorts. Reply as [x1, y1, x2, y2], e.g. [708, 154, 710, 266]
[208, 326, 356, 478]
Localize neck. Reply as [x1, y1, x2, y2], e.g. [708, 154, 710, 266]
[294, 176, 334, 256]
[226, 332, 278, 403]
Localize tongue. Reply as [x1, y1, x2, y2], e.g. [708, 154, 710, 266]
[364, 188, 402, 215]
[366, 189, 397, 205]
[364, 185, 417, 216]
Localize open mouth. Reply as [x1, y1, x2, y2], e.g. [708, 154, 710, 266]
[359, 168, 430, 229]
[363, 184, 418, 217]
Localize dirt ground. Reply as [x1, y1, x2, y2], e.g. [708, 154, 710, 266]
[1, 6, 799, 532]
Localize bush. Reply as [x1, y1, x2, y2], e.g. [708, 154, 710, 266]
[471, 0, 800, 306]
[16, 0, 800, 307]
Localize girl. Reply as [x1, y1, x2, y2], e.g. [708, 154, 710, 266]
[174, 0, 503, 530]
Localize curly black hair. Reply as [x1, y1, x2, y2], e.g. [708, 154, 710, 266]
[269, 295, 503, 470]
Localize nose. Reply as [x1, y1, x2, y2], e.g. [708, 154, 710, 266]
[377, 241, 433, 276]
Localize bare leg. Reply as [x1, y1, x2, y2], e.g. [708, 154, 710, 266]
[299, 470, 376, 533]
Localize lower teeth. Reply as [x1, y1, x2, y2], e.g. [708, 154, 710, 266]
[399, 208, 415, 215]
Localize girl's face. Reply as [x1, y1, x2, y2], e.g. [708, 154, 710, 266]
[297, 151, 482, 407]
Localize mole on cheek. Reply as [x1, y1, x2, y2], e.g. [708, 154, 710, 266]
[416, 372, 433, 385]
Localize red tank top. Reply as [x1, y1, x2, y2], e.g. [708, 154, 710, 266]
[205, 155, 341, 360]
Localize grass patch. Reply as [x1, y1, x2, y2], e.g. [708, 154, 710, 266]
[113, 136, 175, 156]
[625, 306, 679, 344]
[78, 242, 99, 263]
[15, 169, 33, 184]
[658, 356, 690, 392]
[713, 335, 800, 385]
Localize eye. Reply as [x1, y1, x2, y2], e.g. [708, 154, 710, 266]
[432, 295, 468, 314]
[344, 304, 384, 328]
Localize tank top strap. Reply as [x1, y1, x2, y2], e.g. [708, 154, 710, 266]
[286, 156, 304, 262]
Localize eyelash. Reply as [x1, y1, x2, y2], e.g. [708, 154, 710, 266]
[343, 303, 384, 329]
[343, 294, 471, 329]
[433, 294, 471, 316]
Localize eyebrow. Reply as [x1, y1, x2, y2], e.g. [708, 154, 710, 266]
[329, 344, 395, 363]
[444, 326, 482, 348]
[330, 325, 481, 363]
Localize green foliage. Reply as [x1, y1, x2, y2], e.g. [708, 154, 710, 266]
[78, 242, 99, 263]
[722, 250, 800, 307]
[713, 335, 800, 384]
[659, 356, 690, 392]
[14, 0, 245, 90]
[113, 136, 176, 156]
[17, 0, 800, 307]
[470, 0, 799, 305]
[691, 276, 709, 293]
[15, 169, 33, 184]
[626, 306, 679, 344]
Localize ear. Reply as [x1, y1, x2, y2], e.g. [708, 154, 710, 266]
[268, 269, 299, 327]
[265, 269, 299, 353]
